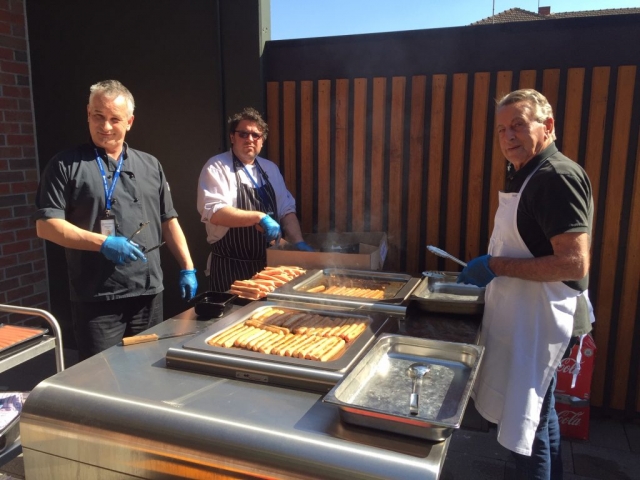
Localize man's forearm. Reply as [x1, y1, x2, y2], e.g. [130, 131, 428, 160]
[489, 255, 585, 282]
[280, 212, 304, 243]
[162, 218, 194, 270]
[36, 218, 106, 251]
[489, 231, 590, 282]
[209, 206, 264, 228]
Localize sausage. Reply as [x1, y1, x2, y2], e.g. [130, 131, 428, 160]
[290, 336, 318, 358]
[259, 333, 295, 354]
[309, 337, 341, 361]
[320, 338, 346, 362]
[208, 323, 245, 346]
[222, 327, 253, 348]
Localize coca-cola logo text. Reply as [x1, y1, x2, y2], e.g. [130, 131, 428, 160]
[558, 410, 583, 426]
[557, 358, 583, 375]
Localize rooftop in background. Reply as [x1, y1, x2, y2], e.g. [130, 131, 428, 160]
[472, 6, 640, 25]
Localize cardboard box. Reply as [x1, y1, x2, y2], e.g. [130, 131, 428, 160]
[555, 395, 590, 441]
[556, 333, 596, 400]
[267, 232, 388, 271]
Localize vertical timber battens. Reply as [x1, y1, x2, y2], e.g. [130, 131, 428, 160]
[352, 78, 367, 232]
[466, 72, 490, 261]
[406, 75, 427, 272]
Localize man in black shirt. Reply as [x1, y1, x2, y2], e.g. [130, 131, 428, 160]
[34, 80, 198, 360]
[458, 89, 594, 479]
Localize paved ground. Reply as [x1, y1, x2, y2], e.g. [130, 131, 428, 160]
[442, 411, 640, 479]
[0, 349, 638, 479]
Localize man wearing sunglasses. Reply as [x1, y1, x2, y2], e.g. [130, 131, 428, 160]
[34, 80, 198, 360]
[197, 107, 313, 291]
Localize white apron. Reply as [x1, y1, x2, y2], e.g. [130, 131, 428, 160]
[471, 164, 577, 456]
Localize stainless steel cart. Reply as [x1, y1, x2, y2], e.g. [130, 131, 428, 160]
[0, 305, 64, 467]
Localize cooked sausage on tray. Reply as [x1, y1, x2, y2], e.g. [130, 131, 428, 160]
[229, 266, 306, 300]
[206, 307, 368, 362]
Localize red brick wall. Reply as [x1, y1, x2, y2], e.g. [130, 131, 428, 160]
[0, 0, 49, 324]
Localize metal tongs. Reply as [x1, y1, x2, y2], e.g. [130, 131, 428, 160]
[426, 245, 467, 268]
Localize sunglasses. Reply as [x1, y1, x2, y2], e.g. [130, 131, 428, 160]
[234, 130, 263, 140]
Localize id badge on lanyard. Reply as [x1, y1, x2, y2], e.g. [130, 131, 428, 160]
[100, 214, 116, 236]
[95, 149, 124, 236]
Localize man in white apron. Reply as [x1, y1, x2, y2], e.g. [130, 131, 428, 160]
[458, 89, 594, 479]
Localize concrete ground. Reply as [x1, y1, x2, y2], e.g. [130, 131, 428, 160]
[442, 410, 640, 480]
[0, 348, 638, 480]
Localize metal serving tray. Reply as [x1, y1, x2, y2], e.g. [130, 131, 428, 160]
[166, 300, 397, 392]
[323, 334, 484, 441]
[0, 325, 47, 360]
[409, 271, 485, 315]
[267, 268, 420, 315]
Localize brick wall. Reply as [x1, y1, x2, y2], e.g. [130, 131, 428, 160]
[0, 0, 49, 324]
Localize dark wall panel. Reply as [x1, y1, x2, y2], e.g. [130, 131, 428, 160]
[26, 0, 227, 339]
[264, 14, 640, 81]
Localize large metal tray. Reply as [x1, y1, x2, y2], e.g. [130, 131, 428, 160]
[0, 325, 47, 360]
[166, 300, 397, 392]
[323, 334, 484, 441]
[267, 268, 420, 315]
[409, 271, 485, 315]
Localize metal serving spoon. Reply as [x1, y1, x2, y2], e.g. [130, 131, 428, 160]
[426, 245, 468, 268]
[408, 363, 431, 415]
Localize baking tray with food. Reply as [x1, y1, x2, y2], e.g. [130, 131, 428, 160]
[409, 271, 485, 315]
[323, 334, 484, 441]
[166, 301, 397, 392]
[267, 268, 420, 315]
[0, 325, 48, 360]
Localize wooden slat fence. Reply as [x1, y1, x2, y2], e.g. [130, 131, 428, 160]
[265, 65, 640, 414]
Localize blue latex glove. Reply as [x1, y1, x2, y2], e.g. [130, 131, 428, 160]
[457, 255, 496, 287]
[100, 236, 147, 266]
[259, 215, 282, 242]
[179, 269, 198, 301]
[295, 241, 315, 252]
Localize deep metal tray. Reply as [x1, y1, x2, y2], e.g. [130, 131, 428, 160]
[267, 268, 420, 315]
[409, 272, 485, 315]
[166, 301, 397, 392]
[323, 334, 484, 441]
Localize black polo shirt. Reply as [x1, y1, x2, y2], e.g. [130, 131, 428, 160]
[505, 143, 594, 335]
[34, 142, 178, 302]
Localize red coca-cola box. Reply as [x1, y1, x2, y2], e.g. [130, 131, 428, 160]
[556, 333, 596, 400]
[555, 395, 590, 440]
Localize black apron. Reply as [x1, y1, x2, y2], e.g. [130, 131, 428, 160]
[209, 156, 278, 292]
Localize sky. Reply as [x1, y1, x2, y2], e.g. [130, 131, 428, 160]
[270, 0, 639, 40]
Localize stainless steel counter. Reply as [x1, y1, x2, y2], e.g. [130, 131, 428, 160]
[20, 303, 481, 480]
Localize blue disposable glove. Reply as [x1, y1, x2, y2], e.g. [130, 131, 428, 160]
[457, 255, 496, 287]
[259, 215, 282, 242]
[179, 269, 198, 301]
[100, 236, 147, 266]
[295, 241, 315, 252]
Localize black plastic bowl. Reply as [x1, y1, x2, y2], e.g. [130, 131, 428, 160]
[190, 291, 237, 318]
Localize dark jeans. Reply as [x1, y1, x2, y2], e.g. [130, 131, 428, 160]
[512, 373, 562, 480]
[71, 293, 164, 361]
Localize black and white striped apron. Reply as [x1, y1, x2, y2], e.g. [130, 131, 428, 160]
[209, 156, 278, 292]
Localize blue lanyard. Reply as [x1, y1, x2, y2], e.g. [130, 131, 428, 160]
[95, 149, 124, 213]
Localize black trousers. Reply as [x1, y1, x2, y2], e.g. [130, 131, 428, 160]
[71, 293, 163, 361]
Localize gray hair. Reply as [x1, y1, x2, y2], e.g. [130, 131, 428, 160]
[89, 80, 135, 118]
[497, 89, 556, 140]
